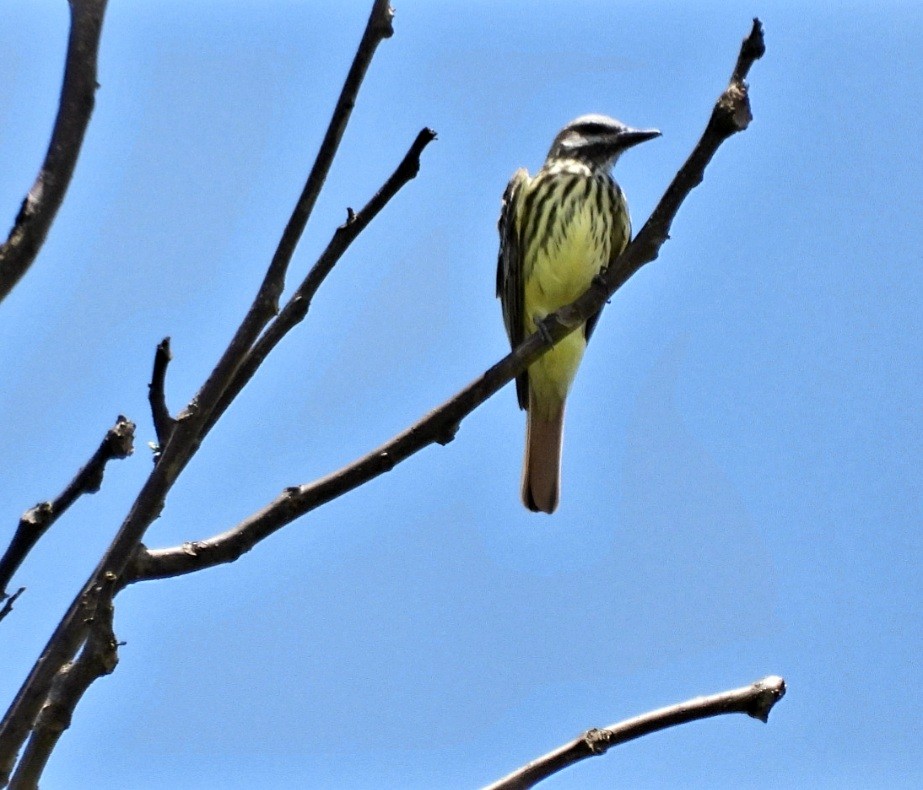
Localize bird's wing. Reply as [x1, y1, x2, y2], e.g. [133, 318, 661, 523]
[585, 184, 631, 344]
[497, 167, 530, 410]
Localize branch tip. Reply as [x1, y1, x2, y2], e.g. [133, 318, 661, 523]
[731, 17, 765, 85]
[746, 675, 786, 723]
[105, 416, 136, 459]
[149, 338, 176, 448]
[0, 414, 135, 601]
[0, 587, 26, 624]
[373, 0, 395, 38]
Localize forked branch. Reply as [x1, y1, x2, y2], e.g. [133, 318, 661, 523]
[167, 0, 396, 435]
[0, 1, 399, 781]
[203, 127, 437, 437]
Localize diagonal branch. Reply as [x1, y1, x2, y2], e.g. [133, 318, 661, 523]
[7, 577, 119, 790]
[203, 127, 437, 436]
[257, 0, 395, 316]
[163, 0, 396, 449]
[127, 128, 436, 582]
[0, 415, 135, 616]
[0, 3, 401, 779]
[482, 676, 787, 790]
[0, 0, 109, 305]
[128, 20, 765, 585]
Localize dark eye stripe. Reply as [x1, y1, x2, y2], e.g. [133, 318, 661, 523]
[570, 121, 614, 136]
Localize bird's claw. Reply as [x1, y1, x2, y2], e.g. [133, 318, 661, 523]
[536, 319, 554, 345]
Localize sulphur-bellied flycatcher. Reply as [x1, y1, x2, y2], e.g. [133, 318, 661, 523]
[497, 114, 660, 513]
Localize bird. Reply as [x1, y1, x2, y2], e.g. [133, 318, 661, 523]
[497, 114, 660, 513]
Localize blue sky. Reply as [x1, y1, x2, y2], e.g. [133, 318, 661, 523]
[1, 1, 920, 787]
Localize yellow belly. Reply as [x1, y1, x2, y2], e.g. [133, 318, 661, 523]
[523, 200, 611, 414]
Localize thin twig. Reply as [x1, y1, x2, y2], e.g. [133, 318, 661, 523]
[0, 589, 25, 625]
[257, 0, 395, 315]
[0, 416, 135, 608]
[128, 21, 764, 584]
[0, 2, 399, 780]
[482, 676, 787, 790]
[148, 337, 175, 450]
[732, 17, 767, 84]
[7, 578, 119, 790]
[0, 0, 109, 305]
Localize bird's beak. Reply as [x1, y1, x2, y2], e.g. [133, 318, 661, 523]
[617, 127, 661, 149]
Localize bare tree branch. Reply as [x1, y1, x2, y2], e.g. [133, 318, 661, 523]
[482, 676, 787, 790]
[203, 127, 437, 436]
[0, 416, 135, 616]
[0, 589, 25, 625]
[0, 0, 109, 305]
[160, 0, 396, 450]
[148, 337, 175, 451]
[732, 18, 767, 84]
[7, 578, 119, 790]
[257, 0, 396, 316]
[0, 2, 401, 779]
[550, 18, 764, 336]
[128, 20, 765, 584]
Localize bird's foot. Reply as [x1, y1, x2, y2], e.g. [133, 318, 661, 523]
[536, 317, 554, 345]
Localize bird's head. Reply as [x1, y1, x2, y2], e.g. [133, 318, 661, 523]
[547, 114, 660, 169]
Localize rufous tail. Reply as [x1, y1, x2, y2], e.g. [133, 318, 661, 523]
[521, 396, 564, 514]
